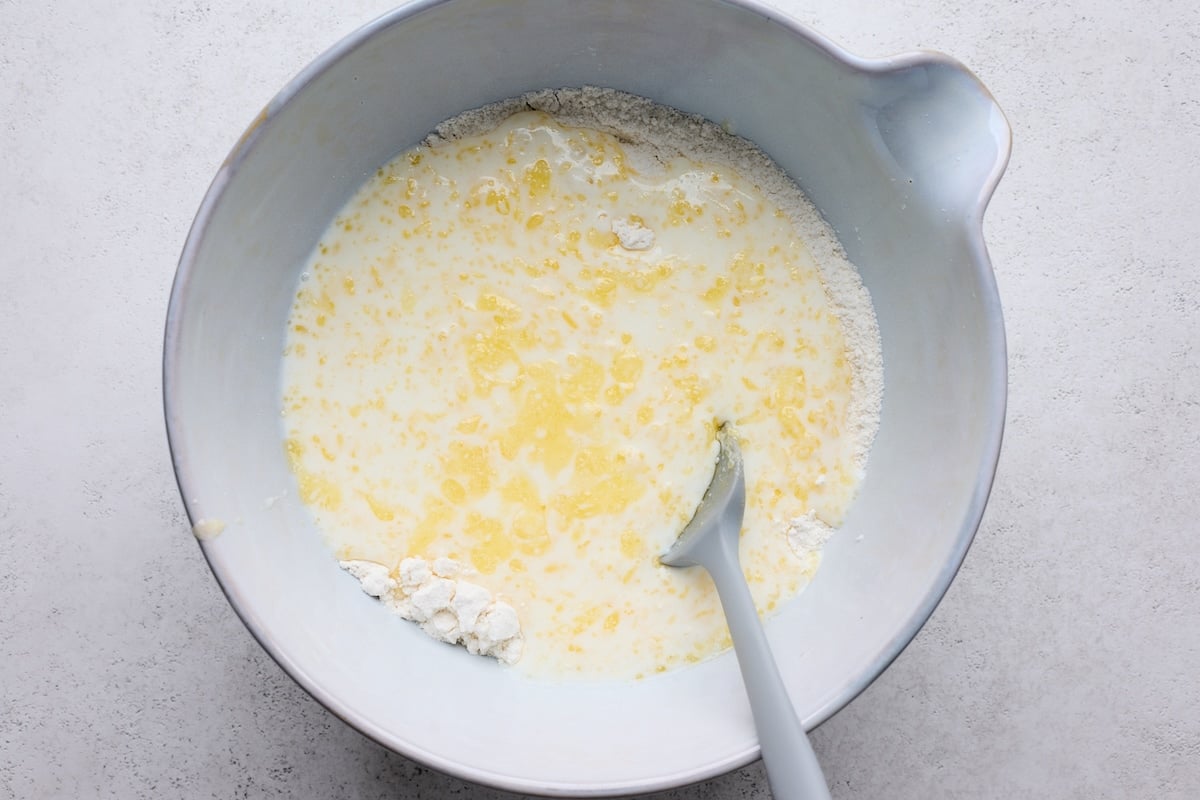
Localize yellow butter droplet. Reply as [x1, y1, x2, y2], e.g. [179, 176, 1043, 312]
[298, 472, 342, 511]
[512, 509, 551, 556]
[525, 158, 552, 196]
[702, 276, 730, 305]
[361, 492, 396, 521]
[620, 530, 643, 560]
[455, 415, 482, 434]
[467, 513, 514, 574]
[284, 437, 304, 468]
[611, 349, 643, 384]
[586, 227, 618, 249]
[441, 478, 467, 504]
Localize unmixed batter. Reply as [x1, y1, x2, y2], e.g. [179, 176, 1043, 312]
[281, 88, 881, 680]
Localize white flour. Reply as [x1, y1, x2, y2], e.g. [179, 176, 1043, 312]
[786, 510, 835, 552]
[342, 557, 524, 664]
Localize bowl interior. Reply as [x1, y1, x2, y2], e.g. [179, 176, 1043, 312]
[164, 0, 1007, 793]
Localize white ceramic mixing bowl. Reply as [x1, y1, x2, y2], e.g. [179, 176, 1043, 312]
[164, 0, 1010, 794]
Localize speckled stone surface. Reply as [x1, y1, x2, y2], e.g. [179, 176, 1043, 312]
[2, 1, 1198, 797]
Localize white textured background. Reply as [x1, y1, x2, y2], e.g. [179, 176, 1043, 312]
[2, 0, 1198, 797]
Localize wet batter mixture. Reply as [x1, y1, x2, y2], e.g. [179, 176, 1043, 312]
[280, 89, 881, 680]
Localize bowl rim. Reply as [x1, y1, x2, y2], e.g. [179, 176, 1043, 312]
[163, 0, 1011, 794]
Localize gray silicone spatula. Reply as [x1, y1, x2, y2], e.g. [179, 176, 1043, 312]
[660, 425, 832, 800]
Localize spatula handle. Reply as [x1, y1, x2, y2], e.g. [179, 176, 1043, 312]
[703, 533, 833, 800]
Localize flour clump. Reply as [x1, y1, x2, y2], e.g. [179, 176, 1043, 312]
[341, 557, 524, 665]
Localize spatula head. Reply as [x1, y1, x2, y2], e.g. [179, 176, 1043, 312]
[659, 425, 746, 568]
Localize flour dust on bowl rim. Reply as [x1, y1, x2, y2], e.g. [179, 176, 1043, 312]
[162, 0, 1010, 794]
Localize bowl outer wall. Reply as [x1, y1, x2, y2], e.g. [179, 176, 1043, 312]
[163, 0, 1011, 794]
